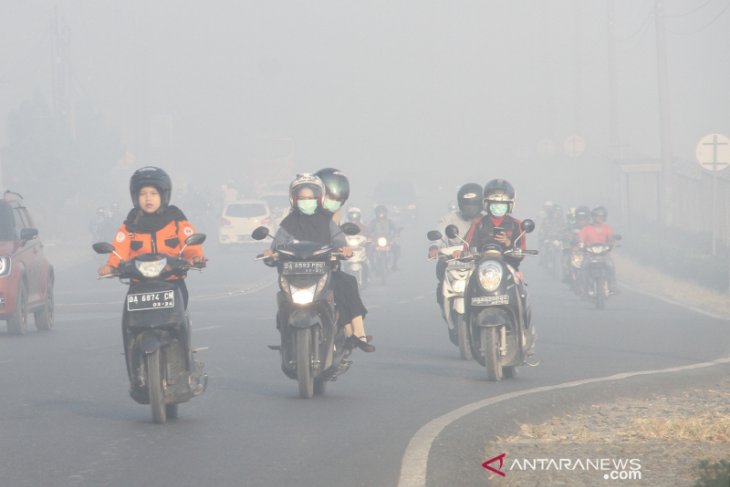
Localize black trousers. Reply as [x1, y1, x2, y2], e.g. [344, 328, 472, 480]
[331, 270, 368, 328]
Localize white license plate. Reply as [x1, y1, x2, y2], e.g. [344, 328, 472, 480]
[127, 291, 175, 311]
[282, 261, 326, 275]
[471, 294, 509, 306]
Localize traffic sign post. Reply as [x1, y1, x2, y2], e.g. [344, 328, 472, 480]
[696, 133, 730, 256]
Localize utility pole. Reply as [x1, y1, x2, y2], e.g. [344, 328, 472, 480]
[655, 0, 673, 226]
[607, 0, 619, 161]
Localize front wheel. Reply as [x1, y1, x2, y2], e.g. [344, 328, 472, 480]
[147, 349, 167, 424]
[7, 284, 28, 335]
[595, 278, 606, 310]
[454, 313, 472, 361]
[481, 327, 503, 382]
[34, 279, 54, 331]
[296, 328, 314, 399]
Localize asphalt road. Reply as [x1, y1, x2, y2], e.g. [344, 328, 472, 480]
[1, 230, 728, 487]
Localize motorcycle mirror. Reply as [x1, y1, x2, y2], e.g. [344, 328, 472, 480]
[251, 226, 270, 240]
[426, 230, 443, 241]
[340, 222, 361, 236]
[444, 224, 460, 239]
[92, 242, 115, 254]
[521, 219, 536, 234]
[184, 233, 207, 246]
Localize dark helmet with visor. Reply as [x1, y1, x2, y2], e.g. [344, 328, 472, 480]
[457, 183, 483, 219]
[129, 166, 172, 210]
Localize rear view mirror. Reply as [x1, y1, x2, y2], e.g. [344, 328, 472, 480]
[521, 219, 536, 234]
[252, 226, 270, 241]
[426, 230, 443, 241]
[444, 224, 459, 239]
[185, 233, 207, 246]
[340, 222, 360, 236]
[92, 242, 115, 254]
[20, 228, 38, 241]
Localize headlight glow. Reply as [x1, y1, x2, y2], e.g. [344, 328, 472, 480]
[135, 258, 167, 278]
[0, 257, 10, 277]
[377, 237, 388, 247]
[478, 261, 503, 292]
[291, 284, 317, 304]
[571, 253, 584, 268]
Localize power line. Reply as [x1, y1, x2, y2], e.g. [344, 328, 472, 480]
[665, 0, 730, 34]
[662, 0, 714, 19]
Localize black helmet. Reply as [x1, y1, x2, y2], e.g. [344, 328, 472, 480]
[347, 206, 362, 223]
[130, 166, 172, 210]
[483, 178, 515, 213]
[575, 205, 591, 221]
[591, 206, 607, 219]
[457, 183, 483, 219]
[314, 168, 350, 204]
[374, 204, 388, 219]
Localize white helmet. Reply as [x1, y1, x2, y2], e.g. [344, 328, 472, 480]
[288, 173, 325, 208]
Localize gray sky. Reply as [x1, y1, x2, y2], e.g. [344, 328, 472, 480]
[1, 0, 729, 215]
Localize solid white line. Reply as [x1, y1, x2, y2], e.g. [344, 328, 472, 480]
[619, 281, 730, 321]
[195, 325, 223, 332]
[397, 356, 730, 487]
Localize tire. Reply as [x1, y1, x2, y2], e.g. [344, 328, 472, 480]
[165, 404, 178, 419]
[34, 279, 54, 331]
[455, 313, 473, 361]
[147, 349, 167, 424]
[7, 283, 28, 335]
[314, 378, 327, 396]
[595, 278, 605, 310]
[503, 365, 518, 379]
[296, 328, 314, 399]
[481, 327, 502, 382]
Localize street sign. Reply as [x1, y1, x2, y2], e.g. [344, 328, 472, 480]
[696, 133, 730, 171]
[564, 135, 586, 158]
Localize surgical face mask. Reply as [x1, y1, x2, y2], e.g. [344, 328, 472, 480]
[323, 197, 342, 213]
[297, 199, 318, 215]
[489, 203, 509, 217]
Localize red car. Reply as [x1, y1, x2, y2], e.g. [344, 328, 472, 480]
[0, 191, 54, 334]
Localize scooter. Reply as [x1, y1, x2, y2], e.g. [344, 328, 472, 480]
[93, 234, 208, 424]
[427, 226, 475, 360]
[342, 233, 369, 288]
[252, 223, 360, 399]
[462, 220, 538, 381]
[581, 236, 621, 310]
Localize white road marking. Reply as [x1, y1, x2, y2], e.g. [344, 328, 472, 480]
[619, 281, 730, 321]
[397, 356, 730, 487]
[195, 325, 223, 332]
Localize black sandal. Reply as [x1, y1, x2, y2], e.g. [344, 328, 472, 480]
[346, 335, 376, 353]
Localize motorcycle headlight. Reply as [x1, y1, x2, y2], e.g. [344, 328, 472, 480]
[377, 237, 388, 247]
[0, 257, 11, 277]
[478, 261, 503, 292]
[135, 258, 167, 278]
[290, 284, 317, 304]
[571, 253, 584, 268]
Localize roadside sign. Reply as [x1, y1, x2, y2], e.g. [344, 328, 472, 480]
[696, 133, 730, 172]
[564, 135, 586, 158]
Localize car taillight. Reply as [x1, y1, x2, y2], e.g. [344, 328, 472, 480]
[220, 217, 232, 227]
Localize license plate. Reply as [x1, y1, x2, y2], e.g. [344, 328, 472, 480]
[471, 294, 509, 306]
[127, 291, 175, 311]
[447, 260, 474, 270]
[282, 261, 326, 275]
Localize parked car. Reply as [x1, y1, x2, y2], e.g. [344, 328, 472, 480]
[219, 199, 274, 246]
[0, 191, 54, 334]
[258, 192, 290, 227]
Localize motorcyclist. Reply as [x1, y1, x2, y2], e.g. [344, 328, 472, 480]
[263, 174, 374, 352]
[579, 206, 619, 294]
[368, 205, 401, 271]
[471, 179, 527, 269]
[428, 183, 483, 306]
[314, 168, 374, 352]
[97, 166, 207, 308]
[346, 207, 368, 235]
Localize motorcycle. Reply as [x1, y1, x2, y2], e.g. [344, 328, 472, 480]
[540, 235, 564, 280]
[371, 233, 393, 284]
[92, 234, 208, 424]
[427, 226, 474, 360]
[342, 233, 370, 288]
[581, 236, 621, 310]
[462, 220, 538, 381]
[252, 223, 360, 399]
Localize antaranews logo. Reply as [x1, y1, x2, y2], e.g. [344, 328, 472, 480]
[482, 453, 642, 480]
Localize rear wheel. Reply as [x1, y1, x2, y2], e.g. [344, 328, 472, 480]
[147, 350, 167, 424]
[7, 283, 28, 335]
[34, 278, 54, 331]
[595, 278, 605, 310]
[455, 313, 472, 361]
[296, 328, 314, 399]
[165, 404, 178, 419]
[503, 365, 518, 379]
[481, 327, 503, 382]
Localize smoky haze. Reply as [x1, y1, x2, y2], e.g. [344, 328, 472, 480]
[1, 0, 729, 232]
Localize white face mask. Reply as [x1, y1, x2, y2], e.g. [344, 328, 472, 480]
[489, 203, 509, 217]
[323, 197, 342, 213]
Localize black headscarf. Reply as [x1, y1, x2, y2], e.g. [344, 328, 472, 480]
[279, 209, 332, 246]
[124, 205, 187, 233]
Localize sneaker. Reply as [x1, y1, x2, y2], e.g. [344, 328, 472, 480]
[346, 335, 376, 353]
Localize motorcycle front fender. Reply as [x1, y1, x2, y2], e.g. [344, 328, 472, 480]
[287, 307, 323, 329]
[473, 307, 511, 328]
[138, 330, 168, 354]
